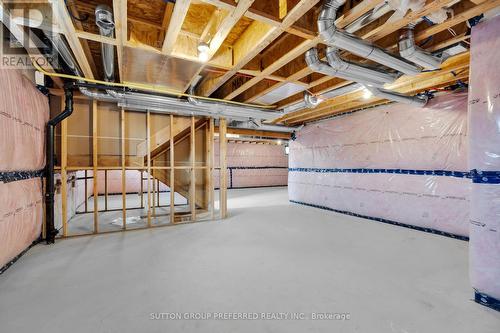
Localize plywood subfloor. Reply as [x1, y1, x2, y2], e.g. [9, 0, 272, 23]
[0, 188, 499, 332]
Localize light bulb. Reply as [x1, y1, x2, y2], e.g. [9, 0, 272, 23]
[363, 89, 373, 99]
[198, 51, 209, 62]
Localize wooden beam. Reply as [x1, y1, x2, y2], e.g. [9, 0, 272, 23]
[113, 0, 127, 81]
[280, 52, 470, 124]
[268, 0, 486, 109]
[162, 0, 191, 55]
[217, 127, 292, 140]
[92, 100, 98, 233]
[121, 108, 126, 229]
[75, 30, 118, 45]
[197, 0, 320, 97]
[146, 111, 152, 226]
[223, 37, 318, 100]
[61, 117, 68, 236]
[169, 115, 175, 224]
[208, 118, 215, 220]
[414, 0, 500, 42]
[184, 0, 255, 92]
[219, 118, 227, 219]
[190, 116, 196, 221]
[54, 0, 94, 78]
[215, 0, 387, 102]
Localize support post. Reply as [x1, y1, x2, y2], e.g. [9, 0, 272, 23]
[146, 111, 152, 227]
[219, 118, 227, 219]
[121, 108, 126, 229]
[61, 117, 68, 237]
[207, 118, 214, 220]
[190, 116, 196, 221]
[170, 115, 175, 224]
[92, 99, 98, 233]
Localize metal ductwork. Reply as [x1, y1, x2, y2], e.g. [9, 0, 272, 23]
[365, 86, 428, 107]
[95, 5, 115, 82]
[305, 48, 393, 88]
[399, 25, 443, 70]
[231, 120, 300, 133]
[344, 1, 392, 33]
[325, 46, 397, 85]
[318, 0, 421, 76]
[304, 91, 320, 108]
[44, 32, 114, 100]
[44, 24, 300, 131]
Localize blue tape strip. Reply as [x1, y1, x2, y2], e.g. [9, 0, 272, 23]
[0, 170, 44, 183]
[470, 170, 500, 184]
[290, 200, 469, 241]
[475, 291, 500, 312]
[289, 168, 471, 178]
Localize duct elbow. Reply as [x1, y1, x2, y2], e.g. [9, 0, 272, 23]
[305, 48, 324, 72]
[187, 86, 202, 106]
[317, 0, 346, 43]
[399, 27, 442, 70]
[304, 91, 320, 108]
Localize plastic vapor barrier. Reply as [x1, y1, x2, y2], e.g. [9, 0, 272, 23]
[289, 93, 469, 238]
[0, 68, 48, 271]
[96, 170, 168, 194]
[0, 68, 49, 171]
[0, 178, 43, 268]
[468, 16, 500, 305]
[214, 140, 288, 188]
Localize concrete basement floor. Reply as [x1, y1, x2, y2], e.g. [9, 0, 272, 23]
[1, 187, 499, 333]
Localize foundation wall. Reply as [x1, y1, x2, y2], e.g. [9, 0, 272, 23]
[289, 93, 470, 237]
[214, 140, 288, 188]
[0, 68, 48, 268]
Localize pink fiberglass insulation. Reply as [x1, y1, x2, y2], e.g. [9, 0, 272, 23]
[0, 68, 49, 171]
[214, 140, 288, 188]
[0, 178, 43, 268]
[289, 93, 469, 237]
[468, 16, 500, 302]
[95, 170, 168, 194]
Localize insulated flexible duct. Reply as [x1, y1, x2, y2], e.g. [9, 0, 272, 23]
[318, 0, 421, 76]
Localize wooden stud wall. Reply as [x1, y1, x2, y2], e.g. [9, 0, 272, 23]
[50, 98, 221, 238]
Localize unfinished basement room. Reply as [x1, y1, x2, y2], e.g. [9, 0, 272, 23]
[1, 0, 500, 332]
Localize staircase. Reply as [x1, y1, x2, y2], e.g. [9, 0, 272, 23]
[136, 117, 210, 212]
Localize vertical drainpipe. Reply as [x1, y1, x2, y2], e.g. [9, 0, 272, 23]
[45, 88, 74, 244]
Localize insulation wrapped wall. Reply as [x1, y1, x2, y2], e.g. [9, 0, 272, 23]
[0, 68, 49, 171]
[214, 140, 288, 188]
[95, 170, 168, 194]
[468, 16, 500, 304]
[289, 93, 469, 237]
[0, 68, 48, 269]
[0, 178, 43, 268]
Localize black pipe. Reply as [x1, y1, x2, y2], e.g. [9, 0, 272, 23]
[45, 87, 74, 244]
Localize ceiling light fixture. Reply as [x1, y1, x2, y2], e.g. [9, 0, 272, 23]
[362, 88, 373, 99]
[198, 42, 210, 62]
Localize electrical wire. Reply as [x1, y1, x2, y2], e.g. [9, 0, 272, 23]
[31, 60, 277, 109]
